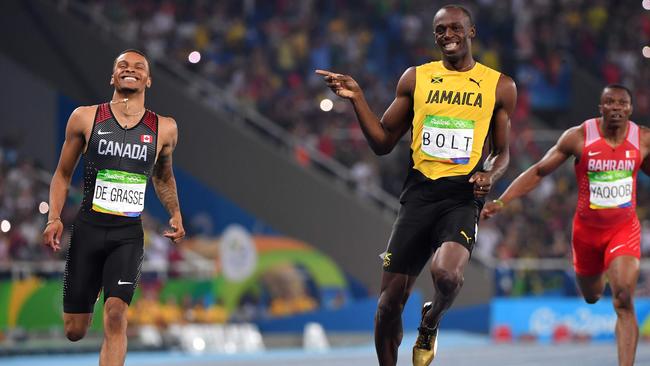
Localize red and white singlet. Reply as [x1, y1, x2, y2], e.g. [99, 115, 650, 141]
[574, 118, 641, 226]
[572, 118, 641, 275]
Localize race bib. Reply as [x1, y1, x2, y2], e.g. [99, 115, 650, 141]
[92, 169, 147, 217]
[587, 170, 633, 209]
[421, 115, 474, 164]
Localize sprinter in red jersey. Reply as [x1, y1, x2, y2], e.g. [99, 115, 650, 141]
[482, 84, 650, 366]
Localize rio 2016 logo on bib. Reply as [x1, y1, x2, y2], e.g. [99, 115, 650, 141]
[421, 115, 475, 164]
[587, 170, 633, 209]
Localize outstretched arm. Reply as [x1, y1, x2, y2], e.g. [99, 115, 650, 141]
[152, 117, 185, 243]
[42, 107, 91, 251]
[481, 126, 582, 219]
[315, 68, 413, 155]
[470, 75, 517, 198]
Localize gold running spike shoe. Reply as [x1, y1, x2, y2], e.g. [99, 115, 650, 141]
[412, 302, 438, 366]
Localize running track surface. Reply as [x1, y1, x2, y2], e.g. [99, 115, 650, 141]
[3, 331, 649, 366]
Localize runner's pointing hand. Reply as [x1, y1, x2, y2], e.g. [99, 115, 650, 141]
[315, 70, 362, 99]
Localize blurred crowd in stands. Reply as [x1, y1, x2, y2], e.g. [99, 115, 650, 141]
[2, 0, 645, 302]
[128, 286, 229, 328]
[0, 142, 52, 264]
[78, 0, 650, 196]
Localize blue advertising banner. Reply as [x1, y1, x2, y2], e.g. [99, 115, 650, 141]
[491, 297, 650, 342]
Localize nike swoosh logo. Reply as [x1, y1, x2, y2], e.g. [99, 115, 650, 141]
[609, 244, 625, 254]
[587, 151, 601, 157]
[98, 130, 112, 135]
[117, 280, 133, 285]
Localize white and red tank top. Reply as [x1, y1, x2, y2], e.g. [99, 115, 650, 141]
[574, 118, 640, 227]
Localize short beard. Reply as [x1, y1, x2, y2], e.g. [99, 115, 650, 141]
[443, 49, 465, 64]
[115, 86, 138, 95]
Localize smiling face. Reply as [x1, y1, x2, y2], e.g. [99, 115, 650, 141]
[433, 7, 475, 63]
[110, 51, 151, 94]
[599, 87, 633, 128]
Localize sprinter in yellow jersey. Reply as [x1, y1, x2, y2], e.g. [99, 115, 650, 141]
[317, 5, 516, 366]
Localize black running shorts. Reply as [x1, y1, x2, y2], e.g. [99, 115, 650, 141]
[381, 195, 482, 276]
[63, 217, 144, 313]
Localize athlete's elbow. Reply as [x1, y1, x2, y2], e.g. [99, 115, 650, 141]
[370, 142, 393, 156]
[534, 167, 550, 179]
[494, 150, 509, 165]
[52, 171, 73, 188]
[373, 148, 391, 156]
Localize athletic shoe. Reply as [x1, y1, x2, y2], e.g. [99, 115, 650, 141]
[412, 302, 438, 366]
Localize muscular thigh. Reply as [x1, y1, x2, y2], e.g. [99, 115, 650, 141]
[433, 199, 481, 253]
[603, 217, 640, 270]
[571, 219, 608, 276]
[572, 218, 640, 276]
[383, 198, 439, 276]
[63, 218, 107, 313]
[102, 223, 144, 306]
[383, 198, 479, 276]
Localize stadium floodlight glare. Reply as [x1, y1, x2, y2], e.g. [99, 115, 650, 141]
[1, 220, 10, 233]
[644, 0, 650, 10]
[188, 51, 201, 64]
[643, 46, 650, 58]
[39, 201, 49, 214]
[320, 98, 334, 112]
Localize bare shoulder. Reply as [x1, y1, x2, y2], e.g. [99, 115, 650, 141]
[396, 66, 417, 94]
[67, 105, 97, 132]
[157, 115, 178, 131]
[71, 105, 98, 121]
[496, 74, 517, 98]
[157, 114, 179, 146]
[557, 125, 584, 153]
[638, 125, 650, 146]
[561, 125, 583, 139]
[73, 105, 98, 117]
[401, 66, 417, 80]
[495, 73, 517, 115]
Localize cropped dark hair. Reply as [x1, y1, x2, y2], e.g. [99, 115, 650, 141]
[603, 84, 633, 102]
[113, 49, 151, 75]
[441, 4, 474, 26]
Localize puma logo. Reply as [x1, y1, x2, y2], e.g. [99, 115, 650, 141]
[460, 230, 472, 244]
[469, 78, 482, 88]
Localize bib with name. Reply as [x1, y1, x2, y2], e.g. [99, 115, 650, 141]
[421, 115, 474, 164]
[587, 170, 633, 209]
[92, 169, 147, 217]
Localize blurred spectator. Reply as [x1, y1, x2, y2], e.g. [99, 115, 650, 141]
[191, 300, 229, 324]
[263, 263, 318, 317]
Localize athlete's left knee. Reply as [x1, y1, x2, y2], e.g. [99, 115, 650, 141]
[431, 268, 464, 296]
[612, 287, 634, 312]
[104, 298, 128, 333]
